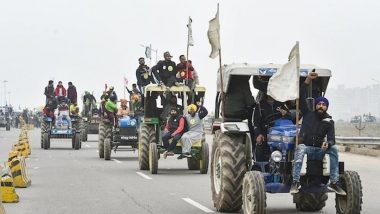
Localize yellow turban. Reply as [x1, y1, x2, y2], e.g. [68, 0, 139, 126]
[188, 104, 197, 112]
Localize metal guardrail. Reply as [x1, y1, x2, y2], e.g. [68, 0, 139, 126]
[336, 136, 380, 146]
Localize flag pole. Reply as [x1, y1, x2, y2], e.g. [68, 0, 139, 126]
[216, 4, 225, 120]
[149, 44, 152, 67]
[295, 41, 300, 147]
[186, 17, 191, 86]
[123, 74, 126, 99]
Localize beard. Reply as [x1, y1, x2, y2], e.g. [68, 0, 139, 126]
[316, 108, 327, 117]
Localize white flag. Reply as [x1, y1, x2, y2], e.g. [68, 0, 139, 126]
[208, 6, 220, 59]
[145, 46, 152, 59]
[267, 42, 300, 102]
[187, 17, 194, 46]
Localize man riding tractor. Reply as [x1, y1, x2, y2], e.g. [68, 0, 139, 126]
[98, 96, 118, 160]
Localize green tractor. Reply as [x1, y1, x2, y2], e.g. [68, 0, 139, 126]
[137, 83, 209, 174]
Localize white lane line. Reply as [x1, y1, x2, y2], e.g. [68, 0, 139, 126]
[182, 198, 214, 213]
[112, 159, 122, 164]
[136, 172, 152, 180]
[85, 144, 90, 148]
[33, 166, 39, 170]
[96, 150, 99, 153]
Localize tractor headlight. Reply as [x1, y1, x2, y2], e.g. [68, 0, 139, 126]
[270, 151, 282, 162]
[130, 119, 136, 126]
[223, 124, 239, 131]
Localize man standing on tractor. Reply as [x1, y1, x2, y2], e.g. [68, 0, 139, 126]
[83, 91, 96, 117]
[290, 72, 345, 195]
[151, 51, 178, 87]
[104, 96, 118, 127]
[162, 107, 185, 158]
[254, 93, 291, 161]
[67, 82, 77, 104]
[44, 80, 55, 104]
[136, 57, 154, 95]
[55, 81, 67, 102]
[107, 86, 118, 101]
[178, 102, 208, 159]
[176, 55, 196, 89]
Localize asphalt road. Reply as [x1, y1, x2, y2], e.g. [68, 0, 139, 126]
[0, 128, 377, 214]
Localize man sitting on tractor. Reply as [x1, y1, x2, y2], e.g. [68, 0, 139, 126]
[254, 93, 291, 162]
[70, 101, 80, 117]
[43, 98, 57, 125]
[178, 102, 208, 159]
[56, 99, 71, 128]
[290, 72, 345, 195]
[83, 91, 97, 117]
[117, 99, 130, 118]
[162, 107, 185, 158]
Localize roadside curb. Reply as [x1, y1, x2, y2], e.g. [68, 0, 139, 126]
[337, 145, 380, 158]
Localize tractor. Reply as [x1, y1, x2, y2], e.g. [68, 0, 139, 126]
[210, 63, 363, 213]
[137, 83, 209, 174]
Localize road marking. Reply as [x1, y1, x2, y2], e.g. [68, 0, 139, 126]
[182, 198, 214, 213]
[85, 144, 90, 148]
[136, 172, 152, 180]
[33, 166, 39, 170]
[112, 159, 122, 164]
[96, 150, 99, 153]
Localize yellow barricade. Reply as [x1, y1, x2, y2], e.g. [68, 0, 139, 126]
[8, 157, 31, 188]
[0, 168, 19, 203]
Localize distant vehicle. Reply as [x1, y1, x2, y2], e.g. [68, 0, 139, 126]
[363, 114, 376, 123]
[0, 106, 12, 131]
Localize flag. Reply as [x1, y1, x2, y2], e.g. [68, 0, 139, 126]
[124, 76, 128, 85]
[105, 83, 108, 91]
[207, 6, 220, 59]
[187, 17, 194, 46]
[145, 46, 152, 59]
[267, 42, 300, 102]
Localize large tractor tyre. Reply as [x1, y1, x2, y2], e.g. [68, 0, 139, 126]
[187, 158, 200, 170]
[200, 142, 210, 174]
[104, 138, 112, 160]
[293, 192, 328, 211]
[335, 171, 363, 214]
[211, 131, 248, 212]
[81, 122, 88, 142]
[242, 171, 267, 214]
[138, 124, 155, 170]
[74, 134, 81, 150]
[72, 136, 75, 149]
[6, 122, 10, 131]
[43, 133, 50, 150]
[98, 122, 105, 158]
[245, 134, 253, 169]
[149, 143, 158, 174]
[41, 121, 49, 148]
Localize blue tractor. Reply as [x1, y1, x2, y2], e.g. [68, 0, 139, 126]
[41, 114, 82, 150]
[210, 64, 363, 214]
[100, 115, 139, 160]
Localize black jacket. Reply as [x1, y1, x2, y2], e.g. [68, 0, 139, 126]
[136, 65, 155, 87]
[44, 84, 55, 98]
[151, 60, 177, 85]
[299, 83, 335, 147]
[253, 100, 290, 136]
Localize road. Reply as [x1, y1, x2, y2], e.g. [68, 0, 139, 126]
[0, 128, 377, 214]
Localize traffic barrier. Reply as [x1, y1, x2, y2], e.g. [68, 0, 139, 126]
[12, 144, 28, 158]
[7, 156, 31, 188]
[0, 167, 19, 203]
[0, 173, 5, 214]
[18, 140, 31, 156]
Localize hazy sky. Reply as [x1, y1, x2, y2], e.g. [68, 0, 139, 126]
[1, 0, 380, 111]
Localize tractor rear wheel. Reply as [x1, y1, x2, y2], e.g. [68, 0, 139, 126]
[139, 124, 155, 170]
[211, 131, 248, 212]
[98, 122, 105, 158]
[74, 134, 81, 150]
[43, 133, 50, 150]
